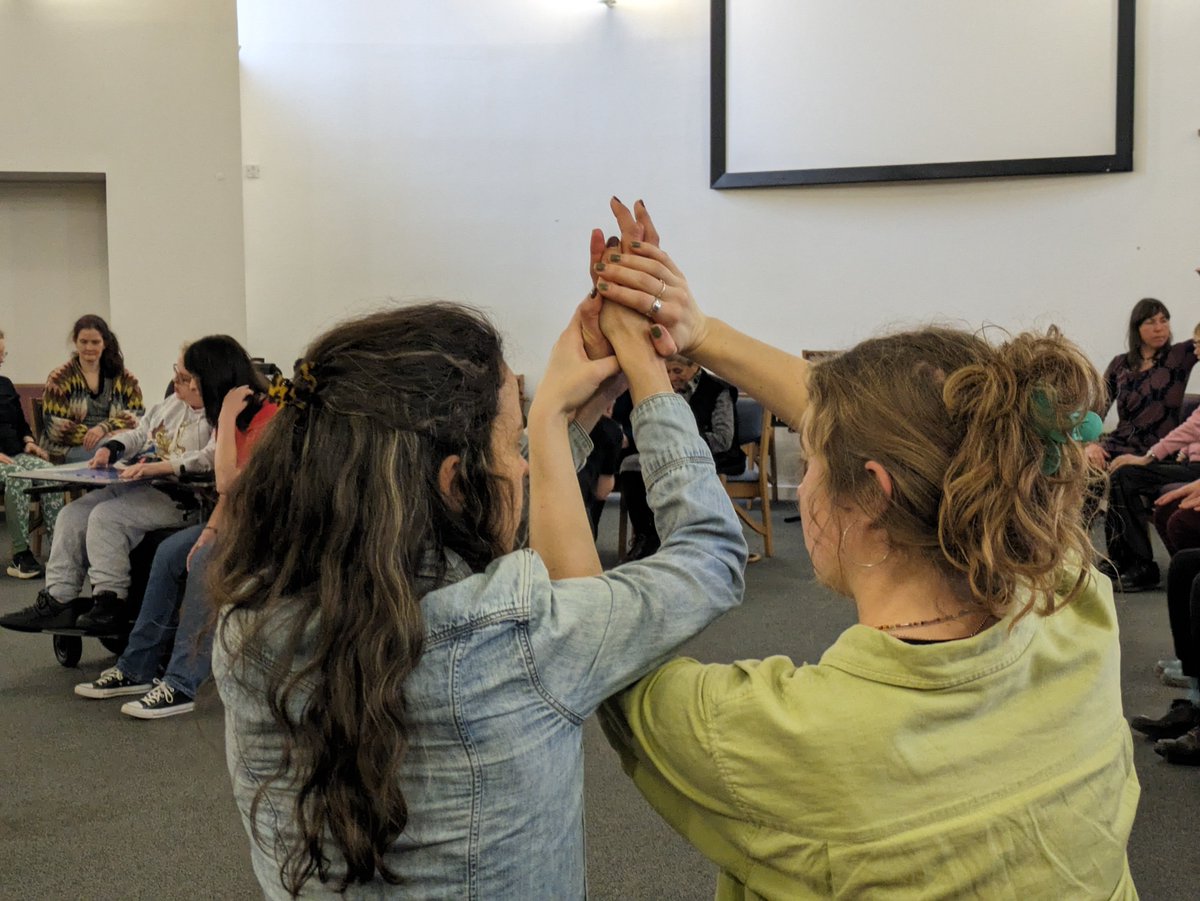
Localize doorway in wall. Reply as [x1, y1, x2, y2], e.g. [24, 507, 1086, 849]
[0, 177, 110, 384]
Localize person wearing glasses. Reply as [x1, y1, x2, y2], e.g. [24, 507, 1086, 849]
[0, 336, 245, 635]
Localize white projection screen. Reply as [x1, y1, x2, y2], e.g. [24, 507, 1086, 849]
[711, 0, 1135, 188]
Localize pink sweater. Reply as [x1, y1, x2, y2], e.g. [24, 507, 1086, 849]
[1150, 405, 1200, 462]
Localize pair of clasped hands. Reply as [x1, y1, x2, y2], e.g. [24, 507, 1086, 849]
[537, 197, 706, 413]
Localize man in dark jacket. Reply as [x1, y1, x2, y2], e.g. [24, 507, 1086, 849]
[618, 356, 744, 559]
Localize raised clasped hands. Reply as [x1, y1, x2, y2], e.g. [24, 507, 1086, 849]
[531, 307, 623, 423]
[590, 197, 708, 361]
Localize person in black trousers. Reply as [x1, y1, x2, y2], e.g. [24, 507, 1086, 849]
[1103, 405, 1200, 591]
[618, 356, 744, 560]
[1129, 547, 1200, 764]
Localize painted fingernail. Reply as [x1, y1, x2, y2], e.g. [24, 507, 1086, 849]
[651, 326, 663, 339]
[609, 253, 621, 263]
[606, 236, 620, 248]
[636, 199, 645, 209]
[630, 241, 642, 249]
[589, 287, 597, 298]
[594, 262, 606, 272]
[598, 281, 609, 291]
[612, 195, 622, 205]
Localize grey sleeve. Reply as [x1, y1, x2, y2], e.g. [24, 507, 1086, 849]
[705, 391, 735, 454]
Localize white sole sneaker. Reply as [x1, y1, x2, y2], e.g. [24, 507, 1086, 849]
[120, 698, 195, 719]
[5, 563, 43, 580]
[74, 680, 153, 699]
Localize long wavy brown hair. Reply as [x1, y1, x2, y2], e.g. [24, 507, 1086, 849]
[210, 303, 508, 895]
[804, 326, 1105, 621]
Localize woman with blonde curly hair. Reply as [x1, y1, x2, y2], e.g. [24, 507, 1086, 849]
[594, 199, 1138, 899]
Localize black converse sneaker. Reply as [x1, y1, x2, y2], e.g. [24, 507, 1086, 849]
[74, 667, 153, 699]
[121, 680, 195, 720]
[6, 551, 44, 580]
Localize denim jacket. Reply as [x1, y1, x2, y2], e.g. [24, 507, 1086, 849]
[213, 393, 747, 899]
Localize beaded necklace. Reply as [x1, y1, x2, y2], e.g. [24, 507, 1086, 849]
[876, 609, 991, 634]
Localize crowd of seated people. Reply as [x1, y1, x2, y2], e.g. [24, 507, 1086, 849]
[71, 339, 277, 718]
[1080, 295, 1200, 766]
[0, 197, 1192, 899]
[0, 321, 279, 721]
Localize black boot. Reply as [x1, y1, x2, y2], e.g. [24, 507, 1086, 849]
[0, 590, 91, 633]
[1114, 560, 1160, 592]
[1154, 726, 1200, 765]
[75, 591, 127, 634]
[6, 550, 45, 580]
[1130, 699, 1200, 740]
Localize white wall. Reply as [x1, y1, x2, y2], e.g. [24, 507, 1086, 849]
[237, 0, 1199, 368]
[0, 182, 110, 384]
[9, 2, 1193, 484]
[0, 0, 246, 386]
[236, 1, 1199, 484]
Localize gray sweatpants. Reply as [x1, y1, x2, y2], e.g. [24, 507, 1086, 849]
[45, 482, 199, 602]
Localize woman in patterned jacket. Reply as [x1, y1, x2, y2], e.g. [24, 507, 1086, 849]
[42, 314, 144, 462]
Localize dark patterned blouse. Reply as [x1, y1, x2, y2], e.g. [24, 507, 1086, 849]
[1101, 340, 1198, 456]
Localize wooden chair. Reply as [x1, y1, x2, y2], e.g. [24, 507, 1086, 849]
[722, 397, 775, 559]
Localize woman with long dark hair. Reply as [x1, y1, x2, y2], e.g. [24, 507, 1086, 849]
[74, 335, 277, 717]
[211, 300, 745, 898]
[42, 314, 144, 462]
[0, 335, 255, 635]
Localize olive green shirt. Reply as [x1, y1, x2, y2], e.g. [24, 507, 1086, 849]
[601, 568, 1139, 899]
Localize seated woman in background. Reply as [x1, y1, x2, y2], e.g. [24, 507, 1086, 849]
[0, 327, 61, 580]
[1085, 297, 1196, 470]
[211, 299, 745, 898]
[0, 335, 247, 635]
[74, 338, 276, 718]
[1101, 346, 1200, 591]
[43, 314, 143, 463]
[595, 198, 1138, 899]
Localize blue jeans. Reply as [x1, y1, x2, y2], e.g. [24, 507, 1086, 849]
[117, 524, 214, 698]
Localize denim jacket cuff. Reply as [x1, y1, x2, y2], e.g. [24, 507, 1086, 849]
[630, 393, 713, 483]
[567, 418, 594, 472]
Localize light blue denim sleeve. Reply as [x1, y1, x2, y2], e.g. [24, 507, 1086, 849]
[521, 419, 592, 471]
[568, 418, 593, 471]
[527, 392, 748, 718]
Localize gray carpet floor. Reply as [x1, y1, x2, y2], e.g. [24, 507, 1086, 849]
[1, 504, 1197, 900]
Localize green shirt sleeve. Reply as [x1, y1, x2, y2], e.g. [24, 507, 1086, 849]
[600, 658, 756, 884]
